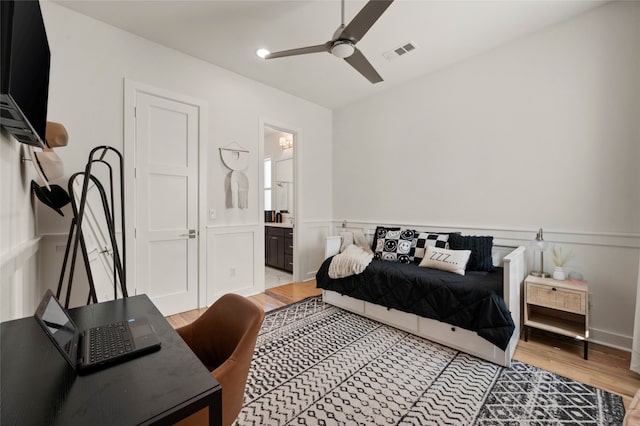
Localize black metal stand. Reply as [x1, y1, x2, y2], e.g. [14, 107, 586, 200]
[57, 146, 127, 308]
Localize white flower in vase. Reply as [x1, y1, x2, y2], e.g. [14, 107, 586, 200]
[551, 246, 572, 280]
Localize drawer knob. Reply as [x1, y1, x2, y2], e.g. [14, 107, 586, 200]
[451, 327, 456, 332]
[552, 287, 557, 291]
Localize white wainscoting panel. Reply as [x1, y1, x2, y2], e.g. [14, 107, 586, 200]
[0, 237, 40, 321]
[330, 220, 640, 351]
[206, 225, 263, 305]
[298, 221, 332, 282]
[38, 234, 93, 309]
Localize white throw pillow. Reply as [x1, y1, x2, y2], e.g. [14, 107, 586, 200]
[419, 246, 471, 276]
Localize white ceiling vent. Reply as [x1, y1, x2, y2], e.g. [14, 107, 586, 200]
[383, 41, 418, 62]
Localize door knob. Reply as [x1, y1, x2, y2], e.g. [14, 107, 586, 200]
[180, 229, 197, 238]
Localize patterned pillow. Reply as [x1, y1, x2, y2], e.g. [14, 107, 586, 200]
[448, 234, 494, 271]
[371, 226, 400, 251]
[373, 228, 416, 264]
[409, 232, 450, 264]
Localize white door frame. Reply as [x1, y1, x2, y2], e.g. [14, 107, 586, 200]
[259, 118, 301, 283]
[123, 79, 209, 308]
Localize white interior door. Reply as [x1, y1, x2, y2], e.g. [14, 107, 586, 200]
[134, 91, 199, 316]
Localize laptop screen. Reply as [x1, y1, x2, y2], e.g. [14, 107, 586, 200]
[34, 290, 79, 368]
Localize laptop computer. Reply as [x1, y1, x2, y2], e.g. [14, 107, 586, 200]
[34, 289, 161, 374]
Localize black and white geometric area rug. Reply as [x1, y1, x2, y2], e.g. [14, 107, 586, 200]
[236, 297, 625, 425]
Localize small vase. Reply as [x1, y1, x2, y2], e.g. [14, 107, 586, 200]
[553, 266, 566, 281]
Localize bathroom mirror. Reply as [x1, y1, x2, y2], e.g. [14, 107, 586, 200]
[264, 128, 295, 221]
[275, 158, 293, 212]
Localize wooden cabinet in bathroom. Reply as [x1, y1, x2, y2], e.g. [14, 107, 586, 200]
[265, 226, 293, 272]
[284, 228, 294, 273]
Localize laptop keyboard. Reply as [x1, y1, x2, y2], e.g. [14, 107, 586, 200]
[87, 322, 133, 364]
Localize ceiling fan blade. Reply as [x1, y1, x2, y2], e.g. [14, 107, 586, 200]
[340, 0, 394, 42]
[265, 42, 331, 59]
[344, 48, 383, 84]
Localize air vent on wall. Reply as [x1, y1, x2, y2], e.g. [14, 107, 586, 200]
[383, 41, 418, 62]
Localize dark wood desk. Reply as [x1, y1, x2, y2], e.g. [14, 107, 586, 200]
[1, 294, 221, 425]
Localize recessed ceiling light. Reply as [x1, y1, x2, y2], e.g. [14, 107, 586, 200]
[256, 48, 270, 59]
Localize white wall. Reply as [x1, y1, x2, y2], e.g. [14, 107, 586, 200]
[37, 2, 332, 307]
[332, 1, 640, 349]
[0, 132, 41, 320]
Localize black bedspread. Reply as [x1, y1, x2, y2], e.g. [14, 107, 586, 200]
[316, 258, 515, 350]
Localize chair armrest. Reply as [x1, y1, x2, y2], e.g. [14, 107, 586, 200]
[624, 388, 640, 425]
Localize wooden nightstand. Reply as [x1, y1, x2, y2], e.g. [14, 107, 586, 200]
[523, 275, 590, 359]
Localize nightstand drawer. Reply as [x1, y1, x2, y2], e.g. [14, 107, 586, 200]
[527, 283, 586, 314]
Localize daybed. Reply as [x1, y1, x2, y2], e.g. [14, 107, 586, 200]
[316, 229, 526, 367]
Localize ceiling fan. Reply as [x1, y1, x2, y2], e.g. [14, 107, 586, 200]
[263, 0, 394, 84]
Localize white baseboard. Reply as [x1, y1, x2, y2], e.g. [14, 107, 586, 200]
[589, 328, 632, 352]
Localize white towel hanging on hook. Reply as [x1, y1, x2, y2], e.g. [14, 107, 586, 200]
[220, 142, 250, 209]
[219, 142, 249, 171]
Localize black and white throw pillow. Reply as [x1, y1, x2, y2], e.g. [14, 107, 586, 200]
[371, 226, 400, 251]
[373, 228, 416, 264]
[409, 232, 450, 264]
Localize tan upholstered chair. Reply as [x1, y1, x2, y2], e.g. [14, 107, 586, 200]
[175, 293, 265, 426]
[625, 389, 640, 426]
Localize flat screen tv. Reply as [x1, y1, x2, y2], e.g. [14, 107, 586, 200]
[0, 0, 50, 147]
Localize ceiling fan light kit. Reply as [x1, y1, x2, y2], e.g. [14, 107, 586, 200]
[261, 0, 394, 83]
[331, 41, 355, 59]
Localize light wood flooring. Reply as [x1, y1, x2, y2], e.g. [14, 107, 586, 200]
[166, 280, 640, 409]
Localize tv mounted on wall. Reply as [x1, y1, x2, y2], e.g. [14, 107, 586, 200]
[0, 0, 50, 147]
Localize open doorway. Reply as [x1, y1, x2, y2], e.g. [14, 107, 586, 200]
[263, 125, 295, 288]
